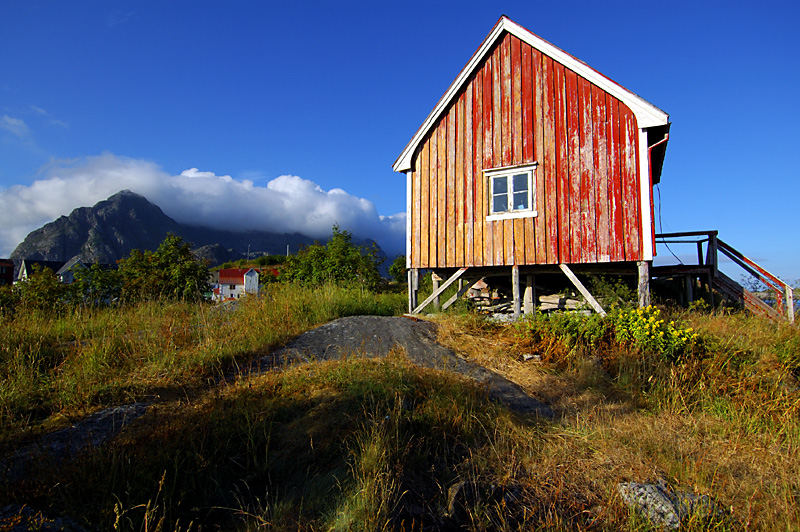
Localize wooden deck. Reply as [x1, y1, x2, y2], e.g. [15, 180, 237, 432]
[653, 231, 794, 323]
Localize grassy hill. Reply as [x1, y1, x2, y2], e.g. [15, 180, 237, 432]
[1, 287, 798, 529]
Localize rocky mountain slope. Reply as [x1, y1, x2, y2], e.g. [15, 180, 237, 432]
[10, 190, 383, 266]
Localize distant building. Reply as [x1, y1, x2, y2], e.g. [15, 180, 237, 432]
[16, 259, 67, 283]
[0, 259, 13, 286]
[213, 268, 260, 301]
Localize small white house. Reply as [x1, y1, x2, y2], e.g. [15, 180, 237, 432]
[213, 268, 259, 301]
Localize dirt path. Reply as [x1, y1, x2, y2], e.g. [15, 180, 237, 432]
[252, 315, 553, 417]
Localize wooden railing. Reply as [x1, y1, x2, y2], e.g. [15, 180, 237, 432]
[654, 231, 795, 323]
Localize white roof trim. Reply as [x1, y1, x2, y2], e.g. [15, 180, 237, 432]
[393, 16, 670, 173]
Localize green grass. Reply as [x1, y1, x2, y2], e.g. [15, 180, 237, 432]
[0, 283, 405, 439]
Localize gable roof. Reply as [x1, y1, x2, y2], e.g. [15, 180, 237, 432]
[393, 16, 670, 173]
[17, 259, 67, 280]
[218, 268, 258, 284]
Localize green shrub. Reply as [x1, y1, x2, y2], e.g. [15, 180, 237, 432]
[611, 306, 700, 361]
[280, 226, 382, 290]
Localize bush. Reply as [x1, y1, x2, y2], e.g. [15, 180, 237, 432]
[117, 234, 210, 302]
[611, 306, 700, 361]
[280, 226, 383, 290]
[388, 255, 406, 284]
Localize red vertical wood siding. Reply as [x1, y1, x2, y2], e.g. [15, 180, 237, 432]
[410, 33, 645, 268]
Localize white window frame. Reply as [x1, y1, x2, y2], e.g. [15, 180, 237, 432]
[485, 163, 538, 221]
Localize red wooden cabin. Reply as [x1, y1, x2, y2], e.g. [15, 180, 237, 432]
[394, 16, 671, 314]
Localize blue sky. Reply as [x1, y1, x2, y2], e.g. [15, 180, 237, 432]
[1, 1, 798, 279]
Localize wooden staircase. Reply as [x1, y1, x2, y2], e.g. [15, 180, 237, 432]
[653, 231, 794, 323]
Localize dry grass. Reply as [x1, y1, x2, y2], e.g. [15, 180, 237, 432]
[434, 308, 800, 529]
[0, 283, 405, 442]
[4, 293, 799, 530]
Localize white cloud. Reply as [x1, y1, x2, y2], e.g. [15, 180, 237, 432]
[0, 115, 30, 138]
[0, 153, 405, 256]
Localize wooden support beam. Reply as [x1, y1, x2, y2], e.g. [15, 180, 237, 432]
[512, 265, 521, 317]
[442, 278, 473, 310]
[412, 268, 468, 315]
[684, 275, 694, 305]
[787, 285, 795, 324]
[431, 273, 441, 312]
[523, 274, 534, 314]
[559, 264, 606, 316]
[637, 261, 651, 308]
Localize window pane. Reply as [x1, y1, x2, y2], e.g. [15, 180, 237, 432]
[492, 176, 507, 194]
[513, 173, 528, 192]
[513, 192, 528, 210]
[493, 194, 508, 213]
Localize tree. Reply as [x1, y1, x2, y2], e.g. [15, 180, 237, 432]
[388, 255, 407, 284]
[280, 226, 382, 289]
[69, 263, 122, 307]
[13, 265, 66, 312]
[117, 234, 210, 302]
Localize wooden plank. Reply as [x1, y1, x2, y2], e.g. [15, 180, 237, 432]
[420, 138, 430, 268]
[430, 128, 438, 267]
[447, 105, 456, 267]
[492, 45, 504, 265]
[559, 263, 606, 316]
[501, 34, 512, 167]
[579, 77, 597, 263]
[465, 83, 474, 267]
[455, 93, 465, 267]
[607, 95, 624, 262]
[554, 62, 570, 264]
[533, 48, 545, 263]
[621, 105, 641, 260]
[521, 43, 536, 265]
[483, 56, 494, 266]
[592, 84, 610, 262]
[492, 42, 502, 169]
[473, 72, 484, 267]
[438, 116, 447, 267]
[566, 70, 581, 263]
[512, 36, 523, 165]
[543, 56, 558, 264]
[412, 267, 469, 314]
[511, 36, 525, 265]
[412, 164, 420, 268]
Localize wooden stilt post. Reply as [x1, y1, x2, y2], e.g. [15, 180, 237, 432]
[786, 285, 795, 324]
[685, 275, 694, 305]
[523, 274, 534, 315]
[407, 269, 413, 313]
[512, 266, 521, 317]
[432, 272, 441, 312]
[407, 269, 419, 313]
[637, 261, 651, 308]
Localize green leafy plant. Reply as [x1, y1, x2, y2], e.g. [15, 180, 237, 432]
[388, 255, 406, 284]
[280, 226, 383, 290]
[611, 305, 699, 361]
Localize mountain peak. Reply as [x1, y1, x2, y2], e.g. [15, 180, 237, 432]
[9, 191, 325, 265]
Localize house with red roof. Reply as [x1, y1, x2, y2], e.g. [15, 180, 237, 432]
[212, 268, 260, 302]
